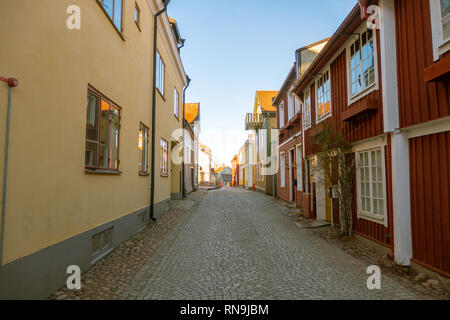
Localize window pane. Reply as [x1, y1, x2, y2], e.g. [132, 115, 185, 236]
[156, 52, 160, 92]
[99, 100, 110, 168]
[102, 0, 114, 19]
[113, 0, 122, 31]
[86, 93, 99, 167]
[135, 6, 139, 23]
[443, 0, 450, 40]
[110, 107, 120, 170]
[174, 89, 179, 117]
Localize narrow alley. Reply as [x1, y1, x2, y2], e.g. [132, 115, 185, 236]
[116, 188, 428, 300]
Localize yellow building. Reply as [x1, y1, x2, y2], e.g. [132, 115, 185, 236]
[245, 91, 278, 195]
[237, 134, 255, 189]
[0, 0, 187, 299]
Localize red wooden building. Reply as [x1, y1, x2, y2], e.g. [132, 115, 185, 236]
[275, 0, 449, 278]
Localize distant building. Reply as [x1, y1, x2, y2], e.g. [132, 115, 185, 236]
[198, 144, 212, 184]
[184, 103, 201, 194]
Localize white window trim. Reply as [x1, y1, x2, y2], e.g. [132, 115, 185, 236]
[430, 0, 450, 61]
[303, 88, 312, 130]
[174, 88, 179, 118]
[315, 67, 333, 124]
[288, 88, 295, 121]
[355, 146, 388, 227]
[279, 101, 285, 128]
[346, 23, 380, 106]
[296, 144, 303, 191]
[280, 152, 285, 188]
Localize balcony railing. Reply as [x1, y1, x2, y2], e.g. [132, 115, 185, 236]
[245, 113, 263, 130]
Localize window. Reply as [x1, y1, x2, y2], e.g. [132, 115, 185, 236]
[279, 101, 285, 128]
[134, 3, 140, 28]
[294, 96, 301, 115]
[174, 88, 179, 118]
[316, 70, 331, 121]
[138, 123, 149, 174]
[280, 152, 285, 188]
[97, 0, 123, 32]
[288, 93, 295, 120]
[303, 89, 311, 129]
[156, 51, 165, 96]
[296, 145, 303, 191]
[357, 148, 387, 224]
[160, 138, 168, 176]
[349, 28, 375, 97]
[430, 0, 450, 60]
[85, 89, 120, 171]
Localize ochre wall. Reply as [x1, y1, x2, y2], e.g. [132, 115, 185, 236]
[0, 0, 185, 263]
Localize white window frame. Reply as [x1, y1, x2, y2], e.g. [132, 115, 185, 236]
[296, 144, 303, 191]
[288, 91, 295, 121]
[174, 88, 179, 118]
[315, 68, 332, 123]
[355, 146, 388, 226]
[156, 50, 165, 96]
[294, 95, 301, 115]
[303, 89, 311, 130]
[430, 0, 450, 61]
[279, 101, 285, 128]
[280, 152, 285, 188]
[346, 23, 379, 105]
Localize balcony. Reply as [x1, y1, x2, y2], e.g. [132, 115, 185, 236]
[245, 113, 264, 130]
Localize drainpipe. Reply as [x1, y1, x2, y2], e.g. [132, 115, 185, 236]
[0, 77, 19, 266]
[181, 76, 191, 199]
[150, 0, 171, 222]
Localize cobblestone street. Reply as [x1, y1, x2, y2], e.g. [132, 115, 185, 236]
[118, 188, 432, 300]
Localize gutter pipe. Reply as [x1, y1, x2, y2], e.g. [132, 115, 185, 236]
[150, 0, 171, 222]
[0, 77, 19, 266]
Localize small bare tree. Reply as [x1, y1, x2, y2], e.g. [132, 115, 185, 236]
[314, 123, 355, 236]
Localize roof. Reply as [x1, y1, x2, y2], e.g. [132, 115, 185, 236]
[293, 3, 361, 95]
[256, 91, 279, 112]
[184, 103, 200, 124]
[273, 64, 296, 107]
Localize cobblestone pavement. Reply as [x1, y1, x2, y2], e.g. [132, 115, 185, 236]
[48, 191, 207, 300]
[119, 188, 432, 300]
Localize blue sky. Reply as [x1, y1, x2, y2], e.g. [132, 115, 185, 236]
[169, 0, 357, 166]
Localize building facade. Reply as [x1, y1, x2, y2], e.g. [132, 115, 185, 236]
[245, 91, 279, 196]
[184, 103, 200, 194]
[0, 0, 188, 299]
[281, 0, 449, 279]
[198, 144, 212, 184]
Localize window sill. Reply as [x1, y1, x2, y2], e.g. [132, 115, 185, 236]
[139, 172, 150, 176]
[85, 169, 122, 175]
[316, 112, 332, 124]
[135, 21, 142, 32]
[348, 82, 377, 105]
[157, 88, 166, 101]
[357, 210, 387, 226]
[342, 97, 378, 122]
[424, 52, 450, 82]
[160, 173, 169, 177]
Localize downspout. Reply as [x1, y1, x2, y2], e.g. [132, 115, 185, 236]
[150, 0, 171, 222]
[181, 76, 191, 199]
[0, 77, 19, 266]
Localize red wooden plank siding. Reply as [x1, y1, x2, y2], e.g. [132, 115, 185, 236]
[395, 0, 450, 128]
[409, 132, 450, 277]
